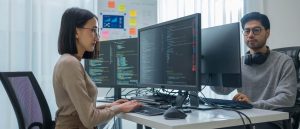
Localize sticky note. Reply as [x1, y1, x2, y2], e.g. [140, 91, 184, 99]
[129, 10, 137, 17]
[101, 30, 110, 39]
[129, 28, 136, 35]
[108, 1, 115, 8]
[118, 4, 126, 12]
[129, 18, 137, 26]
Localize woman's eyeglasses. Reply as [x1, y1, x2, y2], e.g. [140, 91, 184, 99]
[78, 27, 100, 37]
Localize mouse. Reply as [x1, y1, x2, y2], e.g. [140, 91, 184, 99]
[163, 107, 187, 120]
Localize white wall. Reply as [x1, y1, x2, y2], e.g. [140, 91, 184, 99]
[244, 0, 300, 49]
[264, 0, 300, 49]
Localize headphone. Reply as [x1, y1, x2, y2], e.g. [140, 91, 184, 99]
[244, 46, 270, 65]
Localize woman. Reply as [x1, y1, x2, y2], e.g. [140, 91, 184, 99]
[53, 7, 141, 129]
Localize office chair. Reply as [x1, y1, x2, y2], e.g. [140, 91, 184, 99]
[0, 72, 55, 129]
[272, 46, 300, 129]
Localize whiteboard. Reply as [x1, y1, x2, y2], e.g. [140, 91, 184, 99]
[98, 0, 157, 40]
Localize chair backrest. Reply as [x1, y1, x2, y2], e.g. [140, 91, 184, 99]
[272, 46, 300, 104]
[0, 72, 53, 129]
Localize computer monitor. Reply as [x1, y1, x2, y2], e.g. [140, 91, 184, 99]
[201, 22, 242, 88]
[138, 13, 201, 91]
[85, 38, 138, 88]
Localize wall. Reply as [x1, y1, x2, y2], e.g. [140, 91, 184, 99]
[244, 0, 300, 49]
[98, 0, 157, 40]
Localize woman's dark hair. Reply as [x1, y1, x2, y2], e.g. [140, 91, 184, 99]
[241, 12, 270, 30]
[58, 7, 99, 59]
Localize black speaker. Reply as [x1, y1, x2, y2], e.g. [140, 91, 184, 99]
[244, 46, 270, 65]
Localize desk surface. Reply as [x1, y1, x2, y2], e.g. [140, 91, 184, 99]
[117, 108, 289, 129]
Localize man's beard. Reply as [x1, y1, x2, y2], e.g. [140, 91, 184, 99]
[246, 39, 267, 50]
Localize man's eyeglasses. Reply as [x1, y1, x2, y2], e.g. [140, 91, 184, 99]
[78, 27, 100, 37]
[242, 27, 264, 36]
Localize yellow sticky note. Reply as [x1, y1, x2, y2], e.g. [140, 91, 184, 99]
[118, 4, 126, 12]
[129, 28, 137, 35]
[108, 1, 115, 8]
[129, 10, 137, 17]
[129, 18, 137, 26]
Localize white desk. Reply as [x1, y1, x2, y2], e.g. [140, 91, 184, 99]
[117, 108, 289, 129]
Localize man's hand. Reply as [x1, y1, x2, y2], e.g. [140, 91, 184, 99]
[233, 93, 251, 103]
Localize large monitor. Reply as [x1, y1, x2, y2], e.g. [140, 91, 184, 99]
[138, 13, 201, 91]
[201, 22, 242, 88]
[85, 38, 138, 88]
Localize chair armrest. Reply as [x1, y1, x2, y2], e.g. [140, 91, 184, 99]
[28, 122, 43, 129]
[275, 106, 300, 129]
[275, 106, 300, 113]
[27, 121, 56, 129]
[51, 120, 56, 129]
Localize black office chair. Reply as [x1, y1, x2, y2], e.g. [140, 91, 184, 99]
[0, 72, 55, 129]
[272, 46, 300, 129]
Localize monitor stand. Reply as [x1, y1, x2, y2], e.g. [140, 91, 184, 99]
[175, 91, 188, 107]
[114, 87, 122, 100]
[189, 91, 200, 107]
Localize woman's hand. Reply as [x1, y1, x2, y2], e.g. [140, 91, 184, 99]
[110, 99, 129, 106]
[117, 100, 142, 113]
[233, 93, 251, 103]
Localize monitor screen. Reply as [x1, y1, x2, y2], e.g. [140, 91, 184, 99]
[85, 38, 138, 88]
[115, 39, 138, 85]
[138, 13, 201, 91]
[201, 22, 242, 88]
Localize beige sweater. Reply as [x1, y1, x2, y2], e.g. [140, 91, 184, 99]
[53, 54, 120, 129]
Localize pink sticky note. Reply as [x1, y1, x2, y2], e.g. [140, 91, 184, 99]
[102, 30, 110, 39]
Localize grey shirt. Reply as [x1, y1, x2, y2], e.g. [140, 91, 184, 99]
[211, 51, 297, 110]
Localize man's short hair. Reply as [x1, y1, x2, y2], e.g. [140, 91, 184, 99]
[240, 12, 270, 30]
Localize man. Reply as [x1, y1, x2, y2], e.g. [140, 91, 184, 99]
[212, 12, 297, 129]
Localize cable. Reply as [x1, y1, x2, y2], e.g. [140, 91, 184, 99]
[121, 88, 155, 99]
[235, 111, 247, 129]
[201, 85, 207, 91]
[228, 109, 247, 129]
[122, 88, 141, 98]
[234, 109, 253, 128]
[105, 88, 112, 98]
[121, 88, 127, 92]
[225, 108, 253, 129]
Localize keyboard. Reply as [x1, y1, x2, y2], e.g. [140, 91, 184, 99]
[202, 98, 253, 109]
[131, 95, 176, 105]
[131, 106, 166, 116]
